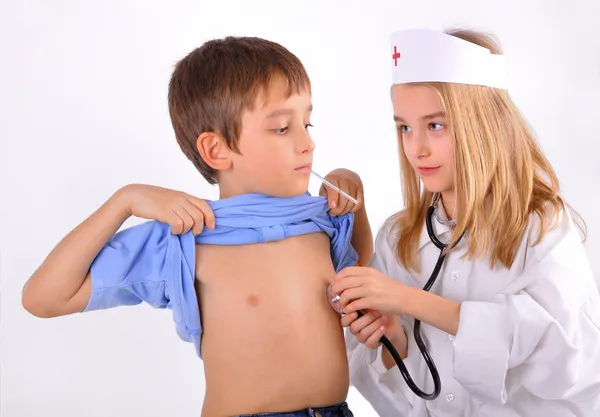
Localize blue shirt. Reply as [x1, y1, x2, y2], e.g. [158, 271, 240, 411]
[83, 193, 358, 358]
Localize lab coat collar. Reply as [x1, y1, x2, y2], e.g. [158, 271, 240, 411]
[418, 203, 454, 250]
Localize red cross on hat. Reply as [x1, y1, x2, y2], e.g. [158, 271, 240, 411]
[392, 45, 401, 66]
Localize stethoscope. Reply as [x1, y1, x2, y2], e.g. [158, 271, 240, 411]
[327, 193, 465, 401]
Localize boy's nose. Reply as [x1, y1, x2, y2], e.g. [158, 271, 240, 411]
[305, 136, 315, 153]
[298, 131, 315, 154]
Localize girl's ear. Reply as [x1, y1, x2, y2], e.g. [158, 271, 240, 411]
[196, 132, 233, 171]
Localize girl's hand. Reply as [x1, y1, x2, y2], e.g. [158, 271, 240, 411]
[331, 266, 410, 316]
[341, 309, 406, 350]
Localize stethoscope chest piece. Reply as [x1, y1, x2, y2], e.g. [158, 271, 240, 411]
[326, 283, 344, 315]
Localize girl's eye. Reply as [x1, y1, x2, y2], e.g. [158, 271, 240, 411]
[399, 125, 411, 133]
[430, 123, 444, 131]
[304, 123, 313, 130]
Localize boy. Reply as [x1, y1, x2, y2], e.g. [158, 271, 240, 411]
[22, 36, 373, 417]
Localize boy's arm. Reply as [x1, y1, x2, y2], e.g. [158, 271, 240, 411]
[22, 184, 214, 318]
[351, 205, 373, 267]
[319, 168, 374, 267]
[22, 188, 131, 317]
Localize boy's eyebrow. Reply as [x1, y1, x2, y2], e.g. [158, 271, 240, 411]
[265, 105, 313, 119]
[393, 111, 445, 123]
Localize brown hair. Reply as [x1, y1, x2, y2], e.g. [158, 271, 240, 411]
[168, 36, 311, 184]
[392, 28, 586, 272]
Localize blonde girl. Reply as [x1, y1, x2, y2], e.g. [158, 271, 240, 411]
[331, 28, 600, 416]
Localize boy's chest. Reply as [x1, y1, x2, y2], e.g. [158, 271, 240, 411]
[194, 232, 336, 303]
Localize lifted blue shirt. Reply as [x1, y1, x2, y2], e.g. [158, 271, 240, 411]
[83, 193, 358, 358]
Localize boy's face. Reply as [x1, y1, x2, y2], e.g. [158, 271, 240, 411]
[223, 79, 315, 198]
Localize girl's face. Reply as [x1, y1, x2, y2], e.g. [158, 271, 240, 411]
[391, 84, 454, 196]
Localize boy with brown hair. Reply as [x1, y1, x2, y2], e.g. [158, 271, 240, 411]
[22, 36, 372, 417]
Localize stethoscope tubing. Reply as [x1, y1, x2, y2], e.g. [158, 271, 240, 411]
[355, 196, 465, 400]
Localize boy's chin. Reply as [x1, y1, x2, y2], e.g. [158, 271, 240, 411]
[263, 183, 310, 198]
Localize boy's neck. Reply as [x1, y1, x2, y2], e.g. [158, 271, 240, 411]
[217, 185, 310, 200]
[218, 181, 249, 199]
[219, 189, 238, 199]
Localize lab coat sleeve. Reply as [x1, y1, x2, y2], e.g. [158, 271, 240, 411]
[452, 211, 600, 410]
[83, 221, 172, 312]
[346, 221, 415, 416]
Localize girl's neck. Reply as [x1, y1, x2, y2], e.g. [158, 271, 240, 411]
[440, 190, 456, 220]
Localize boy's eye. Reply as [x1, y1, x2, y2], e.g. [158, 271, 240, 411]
[272, 124, 313, 134]
[273, 126, 289, 134]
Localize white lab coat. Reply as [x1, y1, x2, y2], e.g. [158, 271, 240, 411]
[347, 207, 600, 416]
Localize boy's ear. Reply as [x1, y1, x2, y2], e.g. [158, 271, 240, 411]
[196, 132, 233, 171]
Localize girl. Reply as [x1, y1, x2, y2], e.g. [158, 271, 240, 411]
[331, 28, 600, 416]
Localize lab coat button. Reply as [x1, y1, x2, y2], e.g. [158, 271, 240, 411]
[448, 334, 455, 340]
[451, 271, 460, 280]
[446, 393, 455, 402]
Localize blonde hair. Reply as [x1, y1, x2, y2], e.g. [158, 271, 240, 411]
[393, 28, 586, 272]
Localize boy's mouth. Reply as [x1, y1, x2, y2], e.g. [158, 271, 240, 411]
[295, 163, 312, 173]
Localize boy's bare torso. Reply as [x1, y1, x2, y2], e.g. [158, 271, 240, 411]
[195, 232, 349, 417]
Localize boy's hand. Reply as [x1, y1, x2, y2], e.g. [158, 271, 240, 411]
[120, 184, 215, 235]
[319, 168, 364, 216]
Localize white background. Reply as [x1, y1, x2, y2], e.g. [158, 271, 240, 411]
[2, 0, 599, 416]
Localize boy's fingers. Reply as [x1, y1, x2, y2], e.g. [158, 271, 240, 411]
[326, 181, 341, 212]
[171, 207, 193, 234]
[183, 202, 205, 235]
[318, 184, 328, 197]
[189, 196, 215, 229]
[169, 216, 184, 235]
[335, 190, 350, 215]
[351, 187, 364, 212]
[333, 182, 358, 215]
[347, 184, 359, 212]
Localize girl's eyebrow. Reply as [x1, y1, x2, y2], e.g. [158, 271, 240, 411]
[393, 111, 446, 123]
